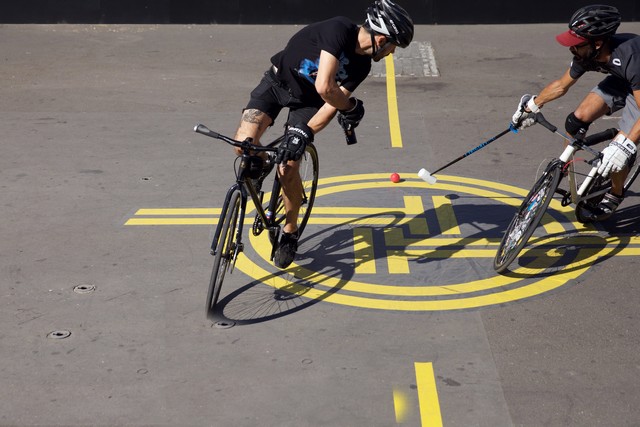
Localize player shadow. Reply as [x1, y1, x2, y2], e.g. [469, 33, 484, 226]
[209, 195, 640, 325]
[209, 211, 407, 325]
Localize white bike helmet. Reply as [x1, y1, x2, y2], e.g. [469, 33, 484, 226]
[365, 0, 414, 48]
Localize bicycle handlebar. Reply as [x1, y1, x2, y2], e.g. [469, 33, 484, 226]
[194, 124, 221, 139]
[193, 124, 277, 152]
[533, 112, 558, 133]
[533, 112, 618, 152]
[583, 127, 618, 147]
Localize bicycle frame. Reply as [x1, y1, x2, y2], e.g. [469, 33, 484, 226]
[493, 113, 627, 273]
[195, 123, 321, 316]
[209, 134, 285, 258]
[534, 113, 619, 207]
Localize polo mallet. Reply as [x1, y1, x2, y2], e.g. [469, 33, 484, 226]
[418, 125, 517, 184]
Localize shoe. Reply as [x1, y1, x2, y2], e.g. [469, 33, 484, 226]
[251, 154, 275, 193]
[592, 192, 624, 221]
[273, 231, 299, 269]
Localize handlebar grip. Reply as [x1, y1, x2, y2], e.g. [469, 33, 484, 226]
[584, 128, 618, 146]
[193, 124, 220, 139]
[343, 127, 357, 145]
[534, 112, 558, 133]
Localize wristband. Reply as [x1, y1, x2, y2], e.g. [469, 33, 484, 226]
[340, 97, 359, 113]
[526, 96, 541, 113]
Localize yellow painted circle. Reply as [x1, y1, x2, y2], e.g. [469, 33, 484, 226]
[237, 173, 615, 311]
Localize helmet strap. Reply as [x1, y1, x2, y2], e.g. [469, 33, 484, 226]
[370, 32, 378, 57]
[588, 40, 600, 61]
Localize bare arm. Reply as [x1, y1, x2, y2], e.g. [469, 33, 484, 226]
[307, 86, 352, 134]
[304, 49, 357, 134]
[532, 68, 578, 108]
[315, 50, 354, 111]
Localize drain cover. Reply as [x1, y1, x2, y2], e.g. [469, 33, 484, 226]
[47, 330, 71, 339]
[214, 320, 236, 329]
[73, 284, 96, 294]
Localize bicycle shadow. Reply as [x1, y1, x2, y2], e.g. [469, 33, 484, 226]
[208, 195, 640, 324]
[597, 202, 640, 234]
[490, 200, 640, 276]
[407, 194, 639, 278]
[210, 211, 407, 325]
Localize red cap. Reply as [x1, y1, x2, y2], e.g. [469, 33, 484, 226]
[556, 30, 588, 47]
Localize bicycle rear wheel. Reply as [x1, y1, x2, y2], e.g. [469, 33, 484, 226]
[270, 143, 319, 240]
[575, 160, 640, 223]
[494, 161, 563, 273]
[206, 189, 241, 316]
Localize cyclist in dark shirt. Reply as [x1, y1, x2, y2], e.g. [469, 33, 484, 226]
[232, 0, 414, 268]
[512, 5, 640, 220]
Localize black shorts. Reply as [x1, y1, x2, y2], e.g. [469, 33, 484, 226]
[245, 67, 318, 127]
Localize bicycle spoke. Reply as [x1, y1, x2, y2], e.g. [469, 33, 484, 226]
[494, 162, 562, 273]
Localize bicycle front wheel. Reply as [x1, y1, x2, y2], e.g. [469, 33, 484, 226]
[494, 162, 563, 273]
[272, 143, 319, 239]
[206, 189, 241, 316]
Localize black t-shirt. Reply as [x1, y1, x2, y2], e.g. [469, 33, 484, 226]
[569, 33, 640, 91]
[270, 16, 372, 108]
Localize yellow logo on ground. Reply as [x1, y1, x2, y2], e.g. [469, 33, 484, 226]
[126, 173, 640, 311]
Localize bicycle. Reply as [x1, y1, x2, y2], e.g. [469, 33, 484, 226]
[194, 124, 320, 317]
[493, 112, 640, 273]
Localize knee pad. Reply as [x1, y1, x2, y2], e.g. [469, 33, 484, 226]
[565, 112, 592, 137]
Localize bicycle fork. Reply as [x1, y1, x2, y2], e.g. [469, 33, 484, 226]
[211, 185, 247, 272]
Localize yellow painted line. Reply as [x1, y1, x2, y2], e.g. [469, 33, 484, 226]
[405, 196, 429, 235]
[311, 195, 425, 215]
[314, 180, 566, 235]
[134, 208, 221, 215]
[353, 228, 376, 274]
[387, 251, 410, 274]
[393, 387, 410, 424]
[384, 229, 500, 247]
[245, 236, 617, 309]
[432, 195, 461, 235]
[385, 55, 403, 148]
[415, 362, 443, 427]
[124, 218, 217, 225]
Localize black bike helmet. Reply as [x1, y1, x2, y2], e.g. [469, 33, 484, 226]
[365, 0, 414, 48]
[557, 4, 621, 46]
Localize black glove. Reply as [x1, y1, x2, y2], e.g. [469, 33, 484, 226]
[275, 123, 314, 164]
[337, 97, 365, 130]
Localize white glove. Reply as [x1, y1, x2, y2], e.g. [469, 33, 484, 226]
[597, 135, 637, 177]
[511, 94, 540, 130]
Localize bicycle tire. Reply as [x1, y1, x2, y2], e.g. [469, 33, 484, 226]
[206, 189, 241, 316]
[494, 161, 563, 273]
[269, 143, 319, 241]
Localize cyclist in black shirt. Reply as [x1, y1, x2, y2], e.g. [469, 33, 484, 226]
[231, 0, 414, 268]
[512, 5, 640, 220]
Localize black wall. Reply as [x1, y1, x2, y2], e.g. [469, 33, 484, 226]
[1, 0, 638, 24]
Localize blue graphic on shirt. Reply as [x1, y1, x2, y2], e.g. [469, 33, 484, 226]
[297, 53, 350, 85]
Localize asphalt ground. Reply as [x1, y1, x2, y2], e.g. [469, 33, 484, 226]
[2, 22, 640, 426]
